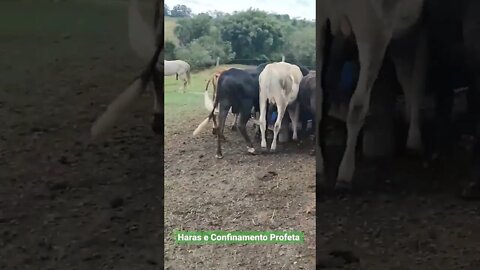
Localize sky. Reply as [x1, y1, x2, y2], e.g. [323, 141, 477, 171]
[165, 0, 315, 21]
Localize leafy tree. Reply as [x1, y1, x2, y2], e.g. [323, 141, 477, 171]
[164, 40, 176, 60]
[283, 26, 316, 68]
[164, 4, 170, 16]
[219, 9, 285, 60]
[175, 41, 214, 69]
[208, 10, 227, 18]
[174, 13, 212, 45]
[170, 4, 192, 18]
[196, 35, 235, 64]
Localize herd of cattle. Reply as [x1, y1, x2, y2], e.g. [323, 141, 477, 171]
[90, 0, 480, 199]
[193, 62, 314, 159]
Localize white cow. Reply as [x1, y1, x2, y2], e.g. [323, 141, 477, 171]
[164, 60, 191, 93]
[258, 62, 304, 151]
[317, 0, 427, 190]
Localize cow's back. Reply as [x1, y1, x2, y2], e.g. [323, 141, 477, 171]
[259, 62, 303, 103]
[217, 68, 259, 113]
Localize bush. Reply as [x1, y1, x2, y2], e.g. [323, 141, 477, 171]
[164, 41, 176, 60]
[175, 41, 214, 70]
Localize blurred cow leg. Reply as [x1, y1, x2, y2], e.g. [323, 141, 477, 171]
[362, 58, 398, 187]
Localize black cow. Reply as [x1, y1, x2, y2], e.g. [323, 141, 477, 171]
[193, 68, 260, 159]
[297, 71, 316, 141]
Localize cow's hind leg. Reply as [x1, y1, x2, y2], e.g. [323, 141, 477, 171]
[271, 100, 287, 151]
[216, 102, 230, 159]
[336, 34, 390, 191]
[288, 102, 300, 141]
[391, 31, 426, 154]
[231, 114, 238, 131]
[182, 77, 188, 93]
[259, 97, 269, 149]
[238, 101, 256, 154]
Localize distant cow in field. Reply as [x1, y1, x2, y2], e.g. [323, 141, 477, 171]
[164, 60, 191, 93]
[193, 68, 260, 159]
[258, 62, 304, 151]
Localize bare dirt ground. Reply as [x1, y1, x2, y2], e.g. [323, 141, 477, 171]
[317, 118, 480, 270]
[164, 115, 316, 269]
[1, 1, 162, 269]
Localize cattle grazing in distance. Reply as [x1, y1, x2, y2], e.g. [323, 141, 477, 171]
[164, 60, 191, 93]
[258, 62, 304, 151]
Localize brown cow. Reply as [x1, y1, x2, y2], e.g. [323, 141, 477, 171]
[204, 68, 239, 134]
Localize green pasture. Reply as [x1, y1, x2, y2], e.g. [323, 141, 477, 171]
[164, 64, 251, 121]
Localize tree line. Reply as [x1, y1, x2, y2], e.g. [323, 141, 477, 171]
[164, 4, 316, 70]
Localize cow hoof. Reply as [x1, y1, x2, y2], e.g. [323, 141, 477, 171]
[334, 180, 352, 193]
[212, 128, 218, 135]
[461, 181, 480, 200]
[309, 149, 315, 156]
[215, 154, 223, 159]
[231, 125, 237, 131]
[270, 148, 277, 153]
[247, 147, 256, 154]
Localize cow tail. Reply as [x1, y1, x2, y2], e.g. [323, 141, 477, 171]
[91, 44, 162, 140]
[205, 79, 212, 91]
[193, 87, 219, 136]
[204, 81, 215, 111]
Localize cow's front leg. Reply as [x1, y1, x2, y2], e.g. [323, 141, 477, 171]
[336, 37, 390, 191]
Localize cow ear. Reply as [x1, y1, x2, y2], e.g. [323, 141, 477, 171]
[128, 0, 156, 61]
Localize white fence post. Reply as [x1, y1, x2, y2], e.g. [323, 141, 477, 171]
[281, 55, 285, 62]
[216, 57, 220, 66]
